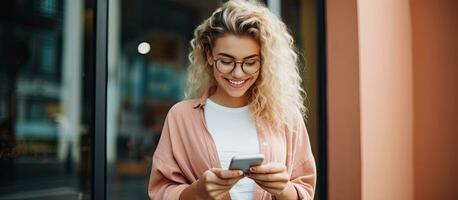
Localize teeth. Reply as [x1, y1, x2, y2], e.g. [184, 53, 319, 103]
[229, 79, 245, 85]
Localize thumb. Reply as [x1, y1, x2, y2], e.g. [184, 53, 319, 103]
[211, 168, 243, 179]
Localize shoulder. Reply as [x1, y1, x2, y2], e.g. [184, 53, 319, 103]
[284, 109, 305, 132]
[166, 99, 201, 118]
[282, 109, 308, 142]
[161, 99, 202, 135]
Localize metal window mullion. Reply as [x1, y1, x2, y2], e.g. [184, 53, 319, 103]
[93, 0, 108, 199]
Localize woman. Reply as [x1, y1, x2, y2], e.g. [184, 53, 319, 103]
[148, 0, 316, 199]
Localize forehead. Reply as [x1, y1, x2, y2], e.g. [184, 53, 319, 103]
[212, 34, 260, 58]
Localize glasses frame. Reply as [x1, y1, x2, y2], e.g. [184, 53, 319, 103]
[212, 57, 262, 75]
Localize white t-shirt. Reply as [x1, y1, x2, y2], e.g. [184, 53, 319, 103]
[204, 98, 259, 200]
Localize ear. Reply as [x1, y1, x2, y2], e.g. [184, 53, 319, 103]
[206, 50, 213, 67]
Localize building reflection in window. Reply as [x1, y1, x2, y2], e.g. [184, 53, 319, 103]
[107, 0, 219, 199]
[0, 0, 93, 199]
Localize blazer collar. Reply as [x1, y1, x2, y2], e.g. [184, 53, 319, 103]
[193, 86, 217, 109]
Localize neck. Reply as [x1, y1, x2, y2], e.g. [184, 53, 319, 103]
[210, 86, 248, 108]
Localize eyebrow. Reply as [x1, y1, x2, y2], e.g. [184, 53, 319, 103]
[217, 53, 260, 59]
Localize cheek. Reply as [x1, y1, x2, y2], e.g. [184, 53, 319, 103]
[212, 69, 221, 81]
[213, 71, 228, 87]
[250, 73, 260, 84]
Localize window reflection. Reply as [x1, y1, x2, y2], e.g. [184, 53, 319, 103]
[0, 0, 93, 199]
[107, 0, 219, 199]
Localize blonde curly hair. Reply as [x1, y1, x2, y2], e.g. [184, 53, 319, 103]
[185, 0, 306, 133]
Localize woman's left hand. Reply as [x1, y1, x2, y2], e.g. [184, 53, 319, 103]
[246, 163, 296, 199]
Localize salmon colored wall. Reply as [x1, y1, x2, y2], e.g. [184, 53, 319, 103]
[326, 0, 457, 199]
[411, 0, 458, 199]
[325, 0, 362, 199]
[357, 0, 414, 200]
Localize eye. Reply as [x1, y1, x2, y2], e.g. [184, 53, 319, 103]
[244, 60, 257, 66]
[220, 58, 234, 65]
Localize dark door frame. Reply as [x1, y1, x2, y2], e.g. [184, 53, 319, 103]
[317, 0, 328, 199]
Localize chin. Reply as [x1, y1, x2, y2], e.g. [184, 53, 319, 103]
[225, 89, 249, 98]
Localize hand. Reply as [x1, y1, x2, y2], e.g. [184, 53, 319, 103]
[190, 168, 244, 200]
[246, 163, 295, 199]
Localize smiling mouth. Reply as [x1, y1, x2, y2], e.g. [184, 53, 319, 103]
[225, 78, 247, 88]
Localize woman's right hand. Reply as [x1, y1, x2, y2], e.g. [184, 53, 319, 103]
[180, 168, 244, 200]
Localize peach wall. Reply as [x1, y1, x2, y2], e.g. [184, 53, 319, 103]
[325, 0, 362, 199]
[357, 0, 414, 200]
[326, 0, 458, 200]
[327, 0, 457, 199]
[411, 0, 458, 199]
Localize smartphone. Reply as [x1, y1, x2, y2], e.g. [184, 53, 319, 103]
[228, 154, 264, 173]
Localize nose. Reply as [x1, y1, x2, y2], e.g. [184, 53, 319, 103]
[231, 62, 245, 78]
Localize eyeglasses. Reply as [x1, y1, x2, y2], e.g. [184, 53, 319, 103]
[213, 57, 262, 75]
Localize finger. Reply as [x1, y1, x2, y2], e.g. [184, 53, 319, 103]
[255, 184, 287, 197]
[208, 188, 229, 200]
[253, 180, 286, 190]
[206, 183, 236, 199]
[215, 177, 243, 186]
[205, 183, 228, 192]
[211, 168, 243, 179]
[208, 175, 244, 186]
[249, 163, 286, 174]
[246, 172, 289, 182]
[211, 190, 230, 200]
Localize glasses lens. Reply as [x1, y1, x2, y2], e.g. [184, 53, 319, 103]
[242, 60, 261, 74]
[216, 59, 235, 73]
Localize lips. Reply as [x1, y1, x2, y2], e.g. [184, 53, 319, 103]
[226, 78, 247, 88]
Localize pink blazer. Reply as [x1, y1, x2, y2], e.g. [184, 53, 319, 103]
[148, 88, 316, 200]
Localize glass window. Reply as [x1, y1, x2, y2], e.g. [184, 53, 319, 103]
[0, 0, 94, 199]
[106, 1, 220, 199]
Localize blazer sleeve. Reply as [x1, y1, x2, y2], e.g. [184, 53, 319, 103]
[148, 112, 190, 200]
[289, 113, 317, 200]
